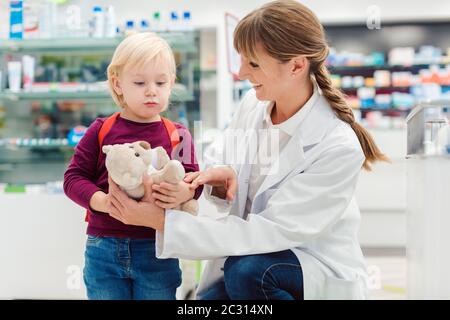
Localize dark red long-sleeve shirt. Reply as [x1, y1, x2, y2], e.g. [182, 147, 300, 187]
[64, 114, 202, 239]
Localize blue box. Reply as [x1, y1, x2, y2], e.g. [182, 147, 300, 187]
[9, 0, 23, 40]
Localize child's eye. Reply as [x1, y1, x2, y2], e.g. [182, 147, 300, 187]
[156, 82, 167, 86]
[134, 82, 145, 86]
[249, 62, 259, 68]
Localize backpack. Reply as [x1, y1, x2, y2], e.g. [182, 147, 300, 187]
[85, 111, 180, 222]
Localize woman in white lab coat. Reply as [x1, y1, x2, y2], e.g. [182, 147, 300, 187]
[108, 0, 388, 299]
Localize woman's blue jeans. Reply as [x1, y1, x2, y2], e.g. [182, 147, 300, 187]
[83, 236, 181, 300]
[198, 249, 303, 300]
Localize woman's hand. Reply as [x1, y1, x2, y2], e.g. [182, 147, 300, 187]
[151, 181, 195, 209]
[107, 176, 165, 231]
[184, 167, 237, 201]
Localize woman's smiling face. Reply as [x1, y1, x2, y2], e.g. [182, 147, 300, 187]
[237, 44, 293, 102]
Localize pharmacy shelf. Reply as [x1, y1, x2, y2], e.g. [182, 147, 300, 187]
[328, 63, 449, 72]
[0, 87, 194, 102]
[0, 90, 111, 101]
[342, 85, 450, 92]
[354, 107, 412, 113]
[0, 150, 69, 164]
[0, 37, 122, 54]
[0, 32, 198, 54]
[341, 86, 412, 92]
[0, 145, 72, 153]
[0, 138, 69, 148]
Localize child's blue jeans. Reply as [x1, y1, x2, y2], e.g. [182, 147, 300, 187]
[83, 236, 181, 300]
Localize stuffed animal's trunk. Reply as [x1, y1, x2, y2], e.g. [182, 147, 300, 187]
[148, 160, 185, 184]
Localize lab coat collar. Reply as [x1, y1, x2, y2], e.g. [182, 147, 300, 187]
[251, 81, 336, 202]
[258, 78, 333, 148]
[262, 78, 320, 138]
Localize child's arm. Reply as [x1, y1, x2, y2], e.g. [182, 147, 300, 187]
[63, 119, 108, 213]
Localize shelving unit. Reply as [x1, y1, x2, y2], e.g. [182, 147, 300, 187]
[0, 32, 201, 186]
[329, 63, 449, 112]
[0, 86, 194, 102]
[324, 22, 450, 128]
[324, 21, 450, 249]
[0, 32, 197, 53]
[328, 63, 449, 73]
[0, 31, 204, 300]
[329, 65, 450, 121]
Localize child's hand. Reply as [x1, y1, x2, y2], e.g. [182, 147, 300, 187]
[90, 190, 110, 213]
[151, 181, 195, 209]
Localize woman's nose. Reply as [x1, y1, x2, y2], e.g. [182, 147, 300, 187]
[238, 65, 248, 81]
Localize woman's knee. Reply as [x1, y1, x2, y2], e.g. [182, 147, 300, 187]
[223, 255, 266, 296]
[224, 255, 264, 276]
[223, 252, 303, 300]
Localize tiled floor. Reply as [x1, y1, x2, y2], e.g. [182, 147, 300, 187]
[363, 248, 407, 300]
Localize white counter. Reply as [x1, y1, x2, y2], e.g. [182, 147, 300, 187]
[0, 193, 217, 300]
[0, 193, 87, 299]
[406, 156, 450, 299]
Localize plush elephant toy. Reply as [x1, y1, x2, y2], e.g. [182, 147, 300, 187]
[102, 140, 198, 215]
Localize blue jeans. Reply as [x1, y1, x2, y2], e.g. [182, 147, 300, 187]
[83, 236, 181, 300]
[198, 250, 303, 300]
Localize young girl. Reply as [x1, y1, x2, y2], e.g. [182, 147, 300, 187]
[63, 32, 202, 300]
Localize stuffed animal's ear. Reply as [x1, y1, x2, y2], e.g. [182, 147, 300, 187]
[102, 145, 112, 154]
[138, 141, 151, 150]
[154, 146, 170, 169]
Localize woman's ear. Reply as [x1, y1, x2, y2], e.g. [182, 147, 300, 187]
[111, 75, 123, 95]
[290, 56, 309, 76]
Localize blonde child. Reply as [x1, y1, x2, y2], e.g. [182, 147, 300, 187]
[64, 32, 202, 300]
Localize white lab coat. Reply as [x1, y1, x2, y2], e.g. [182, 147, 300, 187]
[156, 88, 369, 300]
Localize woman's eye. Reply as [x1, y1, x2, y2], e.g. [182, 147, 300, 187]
[156, 82, 167, 86]
[134, 82, 145, 86]
[249, 62, 259, 68]
[135, 152, 140, 157]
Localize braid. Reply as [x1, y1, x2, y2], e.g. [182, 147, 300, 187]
[314, 64, 389, 170]
[314, 65, 356, 124]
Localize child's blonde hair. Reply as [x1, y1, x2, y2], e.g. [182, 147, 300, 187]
[107, 32, 177, 108]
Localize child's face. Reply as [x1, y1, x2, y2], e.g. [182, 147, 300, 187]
[113, 58, 174, 122]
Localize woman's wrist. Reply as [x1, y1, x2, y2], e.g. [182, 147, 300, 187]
[154, 207, 166, 232]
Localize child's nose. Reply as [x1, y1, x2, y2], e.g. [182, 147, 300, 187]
[145, 85, 157, 96]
